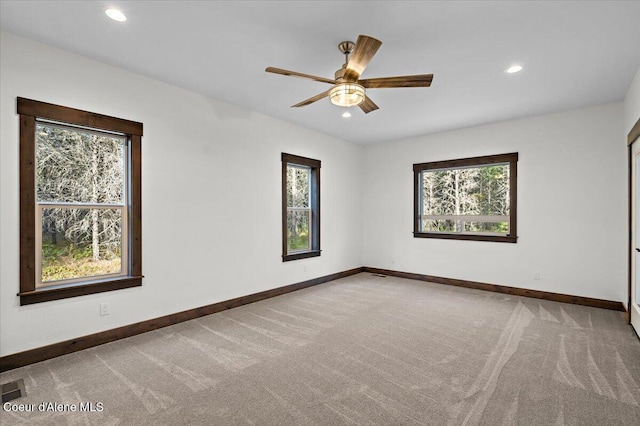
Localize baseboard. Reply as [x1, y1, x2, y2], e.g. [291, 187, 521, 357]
[363, 267, 625, 312]
[1, 265, 625, 372]
[0, 267, 364, 372]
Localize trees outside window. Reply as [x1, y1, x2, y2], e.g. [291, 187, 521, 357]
[37, 122, 128, 284]
[413, 153, 518, 243]
[18, 98, 143, 305]
[282, 153, 320, 261]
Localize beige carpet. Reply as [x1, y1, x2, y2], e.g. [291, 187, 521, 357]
[1, 273, 640, 425]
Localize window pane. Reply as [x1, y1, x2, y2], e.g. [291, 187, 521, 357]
[287, 165, 310, 208]
[421, 219, 457, 233]
[36, 122, 125, 204]
[287, 209, 310, 252]
[421, 164, 510, 233]
[421, 219, 509, 233]
[463, 221, 509, 233]
[41, 208, 123, 284]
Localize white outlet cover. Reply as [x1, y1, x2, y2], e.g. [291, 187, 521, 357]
[100, 303, 110, 316]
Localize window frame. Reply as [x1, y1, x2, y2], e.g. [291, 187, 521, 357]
[282, 153, 321, 261]
[413, 152, 518, 243]
[17, 98, 143, 305]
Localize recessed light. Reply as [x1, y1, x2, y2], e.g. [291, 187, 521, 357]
[506, 65, 523, 74]
[342, 111, 352, 118]
[106, 8, 127, 22]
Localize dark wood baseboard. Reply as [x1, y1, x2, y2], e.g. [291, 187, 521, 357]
[363, 267, 625, 312]
[1, 265, 626, 372]
[0, 267, 363, 372]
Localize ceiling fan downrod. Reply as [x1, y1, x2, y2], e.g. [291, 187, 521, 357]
[338, 41, 355, 67]
[336, 41, 355, 82]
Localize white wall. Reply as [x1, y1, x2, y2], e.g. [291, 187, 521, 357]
[1, 30, 633, 358]
[0, 32, 363, 356]
[362, 103, 626, 303]
[625, 67, 640, 134]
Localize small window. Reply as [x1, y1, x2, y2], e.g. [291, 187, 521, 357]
[413, 153, 518, 243]
[282, 153, 320, 261]
[18, 98, 143, 305]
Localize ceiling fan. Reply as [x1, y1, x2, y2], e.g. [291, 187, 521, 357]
[266, 35, 433, 114]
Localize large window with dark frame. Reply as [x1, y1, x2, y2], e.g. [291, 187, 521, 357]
[282, 153, 320, 261]
[17, 98, 143, 305]
[413, 153, 518, 243]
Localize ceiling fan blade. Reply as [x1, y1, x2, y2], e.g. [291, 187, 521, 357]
[266, 67, 335, 84]
[359, 74, 434, 89]
[292, 90, 331, 108]
[359, 95, 379, 114]
[344, 35, 382, 81]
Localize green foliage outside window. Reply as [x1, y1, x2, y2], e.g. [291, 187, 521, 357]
[286, 165, 311, 252]
[36, 123, 125, 282]
[421, 164, 510, 233]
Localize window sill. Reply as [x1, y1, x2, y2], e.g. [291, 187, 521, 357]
[413, 232, 518, 243]
[282, 250, 321, 262]
[18, 276, 143, 305]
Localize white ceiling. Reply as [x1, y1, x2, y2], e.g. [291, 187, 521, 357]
[1, 1, 639, 145]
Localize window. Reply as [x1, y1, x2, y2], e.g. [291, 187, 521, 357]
[282, 153, 320, 261]
[18, 98, 143, 305]
[413, 153, 518, 243]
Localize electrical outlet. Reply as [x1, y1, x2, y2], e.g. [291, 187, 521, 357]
[100, 302, 110, 316]
[533, 272, 541, 280]
[303, 265, 309, 273]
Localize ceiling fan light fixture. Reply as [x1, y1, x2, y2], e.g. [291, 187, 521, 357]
[330, 83, 365, 107]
